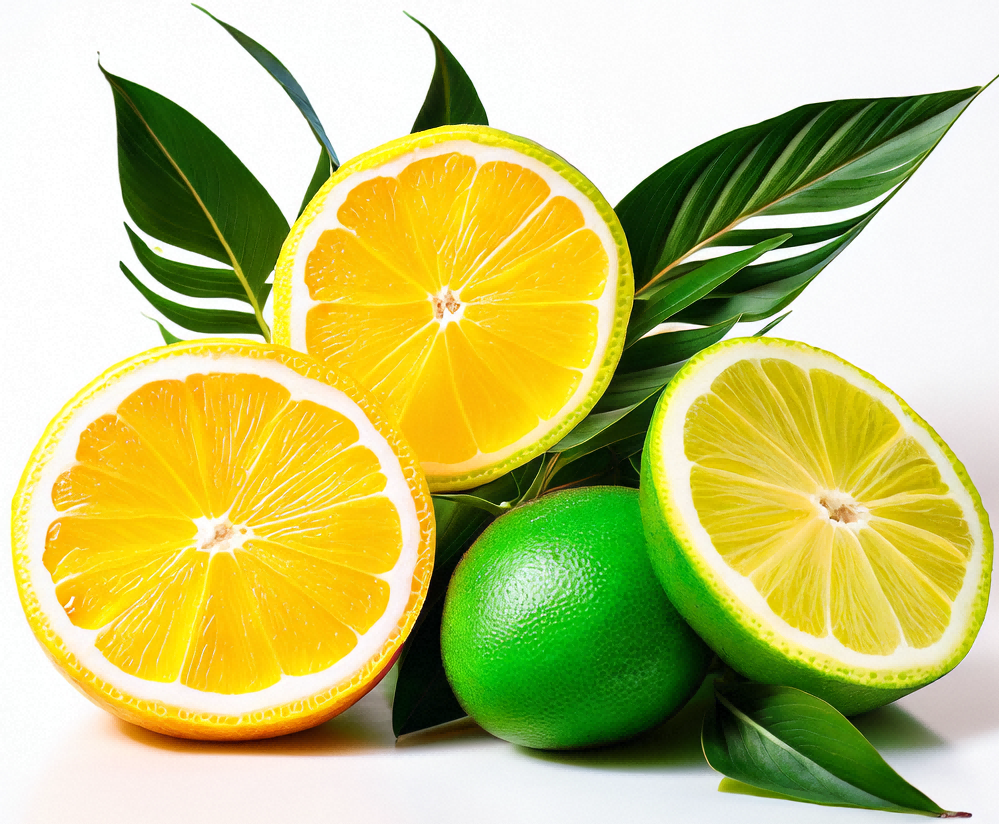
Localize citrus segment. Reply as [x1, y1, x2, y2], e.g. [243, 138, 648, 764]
[641, 337, 992, 714]
[275, 125, 633, 490]
[12, 341, 434, 739]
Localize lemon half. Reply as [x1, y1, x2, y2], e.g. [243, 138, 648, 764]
[274, 125, 633, 491]
[640, 337, 992, 714]
[12, 341, 434, 739]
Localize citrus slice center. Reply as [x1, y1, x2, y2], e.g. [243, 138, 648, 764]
[19, 349, 429, 717]
[276, 128, 632, 490]
[655, 341, 988, 670]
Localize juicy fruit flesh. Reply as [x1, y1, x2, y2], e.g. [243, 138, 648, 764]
[302, 151, 609, 466]
[685, 357, 972, 656]
[45, 372, 403, 694]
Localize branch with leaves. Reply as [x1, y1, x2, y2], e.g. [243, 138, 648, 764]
[102, 5, 990, 815]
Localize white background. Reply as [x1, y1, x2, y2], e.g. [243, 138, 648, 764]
[3, 1, 998, 821]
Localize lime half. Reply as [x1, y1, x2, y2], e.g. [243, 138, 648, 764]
[640, 337, 992, 714]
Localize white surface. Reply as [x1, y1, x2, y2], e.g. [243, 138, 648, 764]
[2, 1, 998, 821]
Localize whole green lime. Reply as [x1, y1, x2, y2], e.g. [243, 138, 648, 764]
[440, 486, 711, 750]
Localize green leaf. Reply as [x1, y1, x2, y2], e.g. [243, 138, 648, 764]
[102, 63, 288, 339]
[754, 311, 790, 337]
[703, 682, 967, 817]
[393, 497, 494, 736]
[144, 315, 183, 345]
[676, 213, 873, 325]
[121, 263, 261, 335]
[407, 13, 488, 132]
[616, 316, 739, 374]
[551, 392, 659, 461]
[617, 86, 981, 299]
[299, 147, 334, 216]
[194, 5, 338, 214]
[625, 236, 789, 346]
[194, 4, 339, 167]
[125, 224, 259, 303]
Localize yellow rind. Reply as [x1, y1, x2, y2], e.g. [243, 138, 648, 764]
[274, 125, 634, 492]
[11, 340, 435, 739]
[639, 337, 993, 715]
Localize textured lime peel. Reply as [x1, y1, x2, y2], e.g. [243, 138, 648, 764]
[641, 337, 992, 714]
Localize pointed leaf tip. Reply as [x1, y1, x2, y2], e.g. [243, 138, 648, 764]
[703, 682, 965, 817]
[194, 3, 338, 169]
[408, 13, 488, 132]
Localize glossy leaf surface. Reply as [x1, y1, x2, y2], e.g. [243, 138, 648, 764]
[103, 65, 287, 338]
[408, 13, 488, 132]
[703, 682, 966, 817]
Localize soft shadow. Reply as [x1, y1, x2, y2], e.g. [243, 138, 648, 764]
[892, 647, 999, 741]
[522, 679, 714, 771]
[851, 703, 946, 753]
[114, 681, 397, 755]
[395, 715, 495, 749]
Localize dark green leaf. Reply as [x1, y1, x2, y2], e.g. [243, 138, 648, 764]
[125, 224, 255, 303]
[393, 497, 496, 736]
[299, 147, 334, 216]
[431, 493, 512, 516]
[754, 311, 791, 337]
[101, 64, 288, 337]
[676, 213, 873, 325]
[545, 435, 646, 493]
[551, 392, 659, 461]
[194, 4, 339, 167]
[706, 208, 877, 249]
[407, 13, 488, 132]
[121, 263, 261, 335]
[144, 315, 183, 345]
[393, 598, 467, 736]
[617, 87, 981, 299]
[617, 316, 739, 374]
[626, 235, 790, 346]
[703, 682, 966, 817]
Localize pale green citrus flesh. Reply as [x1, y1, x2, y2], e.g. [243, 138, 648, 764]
[641, 337, 992, 714]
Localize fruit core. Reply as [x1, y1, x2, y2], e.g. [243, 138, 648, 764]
[195, 517, 252, 555]
[818, 492, 868, 526]
[430, 287, 464, 324]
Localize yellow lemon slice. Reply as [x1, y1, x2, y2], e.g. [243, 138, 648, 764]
[12, 341, 434, 739]
[641, 337, 992, 714]
[274, 125, 633, 491]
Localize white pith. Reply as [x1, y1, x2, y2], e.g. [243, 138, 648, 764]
[21, 353, 422, 715]
[649, 339, 987, 674]
[284, 139, 621, 479]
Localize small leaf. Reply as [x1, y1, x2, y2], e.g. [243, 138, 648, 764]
[393, 597, 467, 736]
[626, 235, 790, 346]
[617, 316, 740, 374]
[431, 493, 512, 516]
[195, 4, 339, 167]
[393, 497, 495, 736]
[101, 63, 288, 338]
[551, 392, 659, 462]
[407, 13, 488, 132]
[121, 263, 261, 335]
[299, 147, 334, 216]
[703, 682, 967, 817]
[144, 314, 183, 345]
[754, 311, 790, 337]
[125, 224, 256, 303]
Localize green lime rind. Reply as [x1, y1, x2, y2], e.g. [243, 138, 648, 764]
[639, 337, 993, 715]
[441, 486, 711, 749]
[274, 124, 634, 493]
